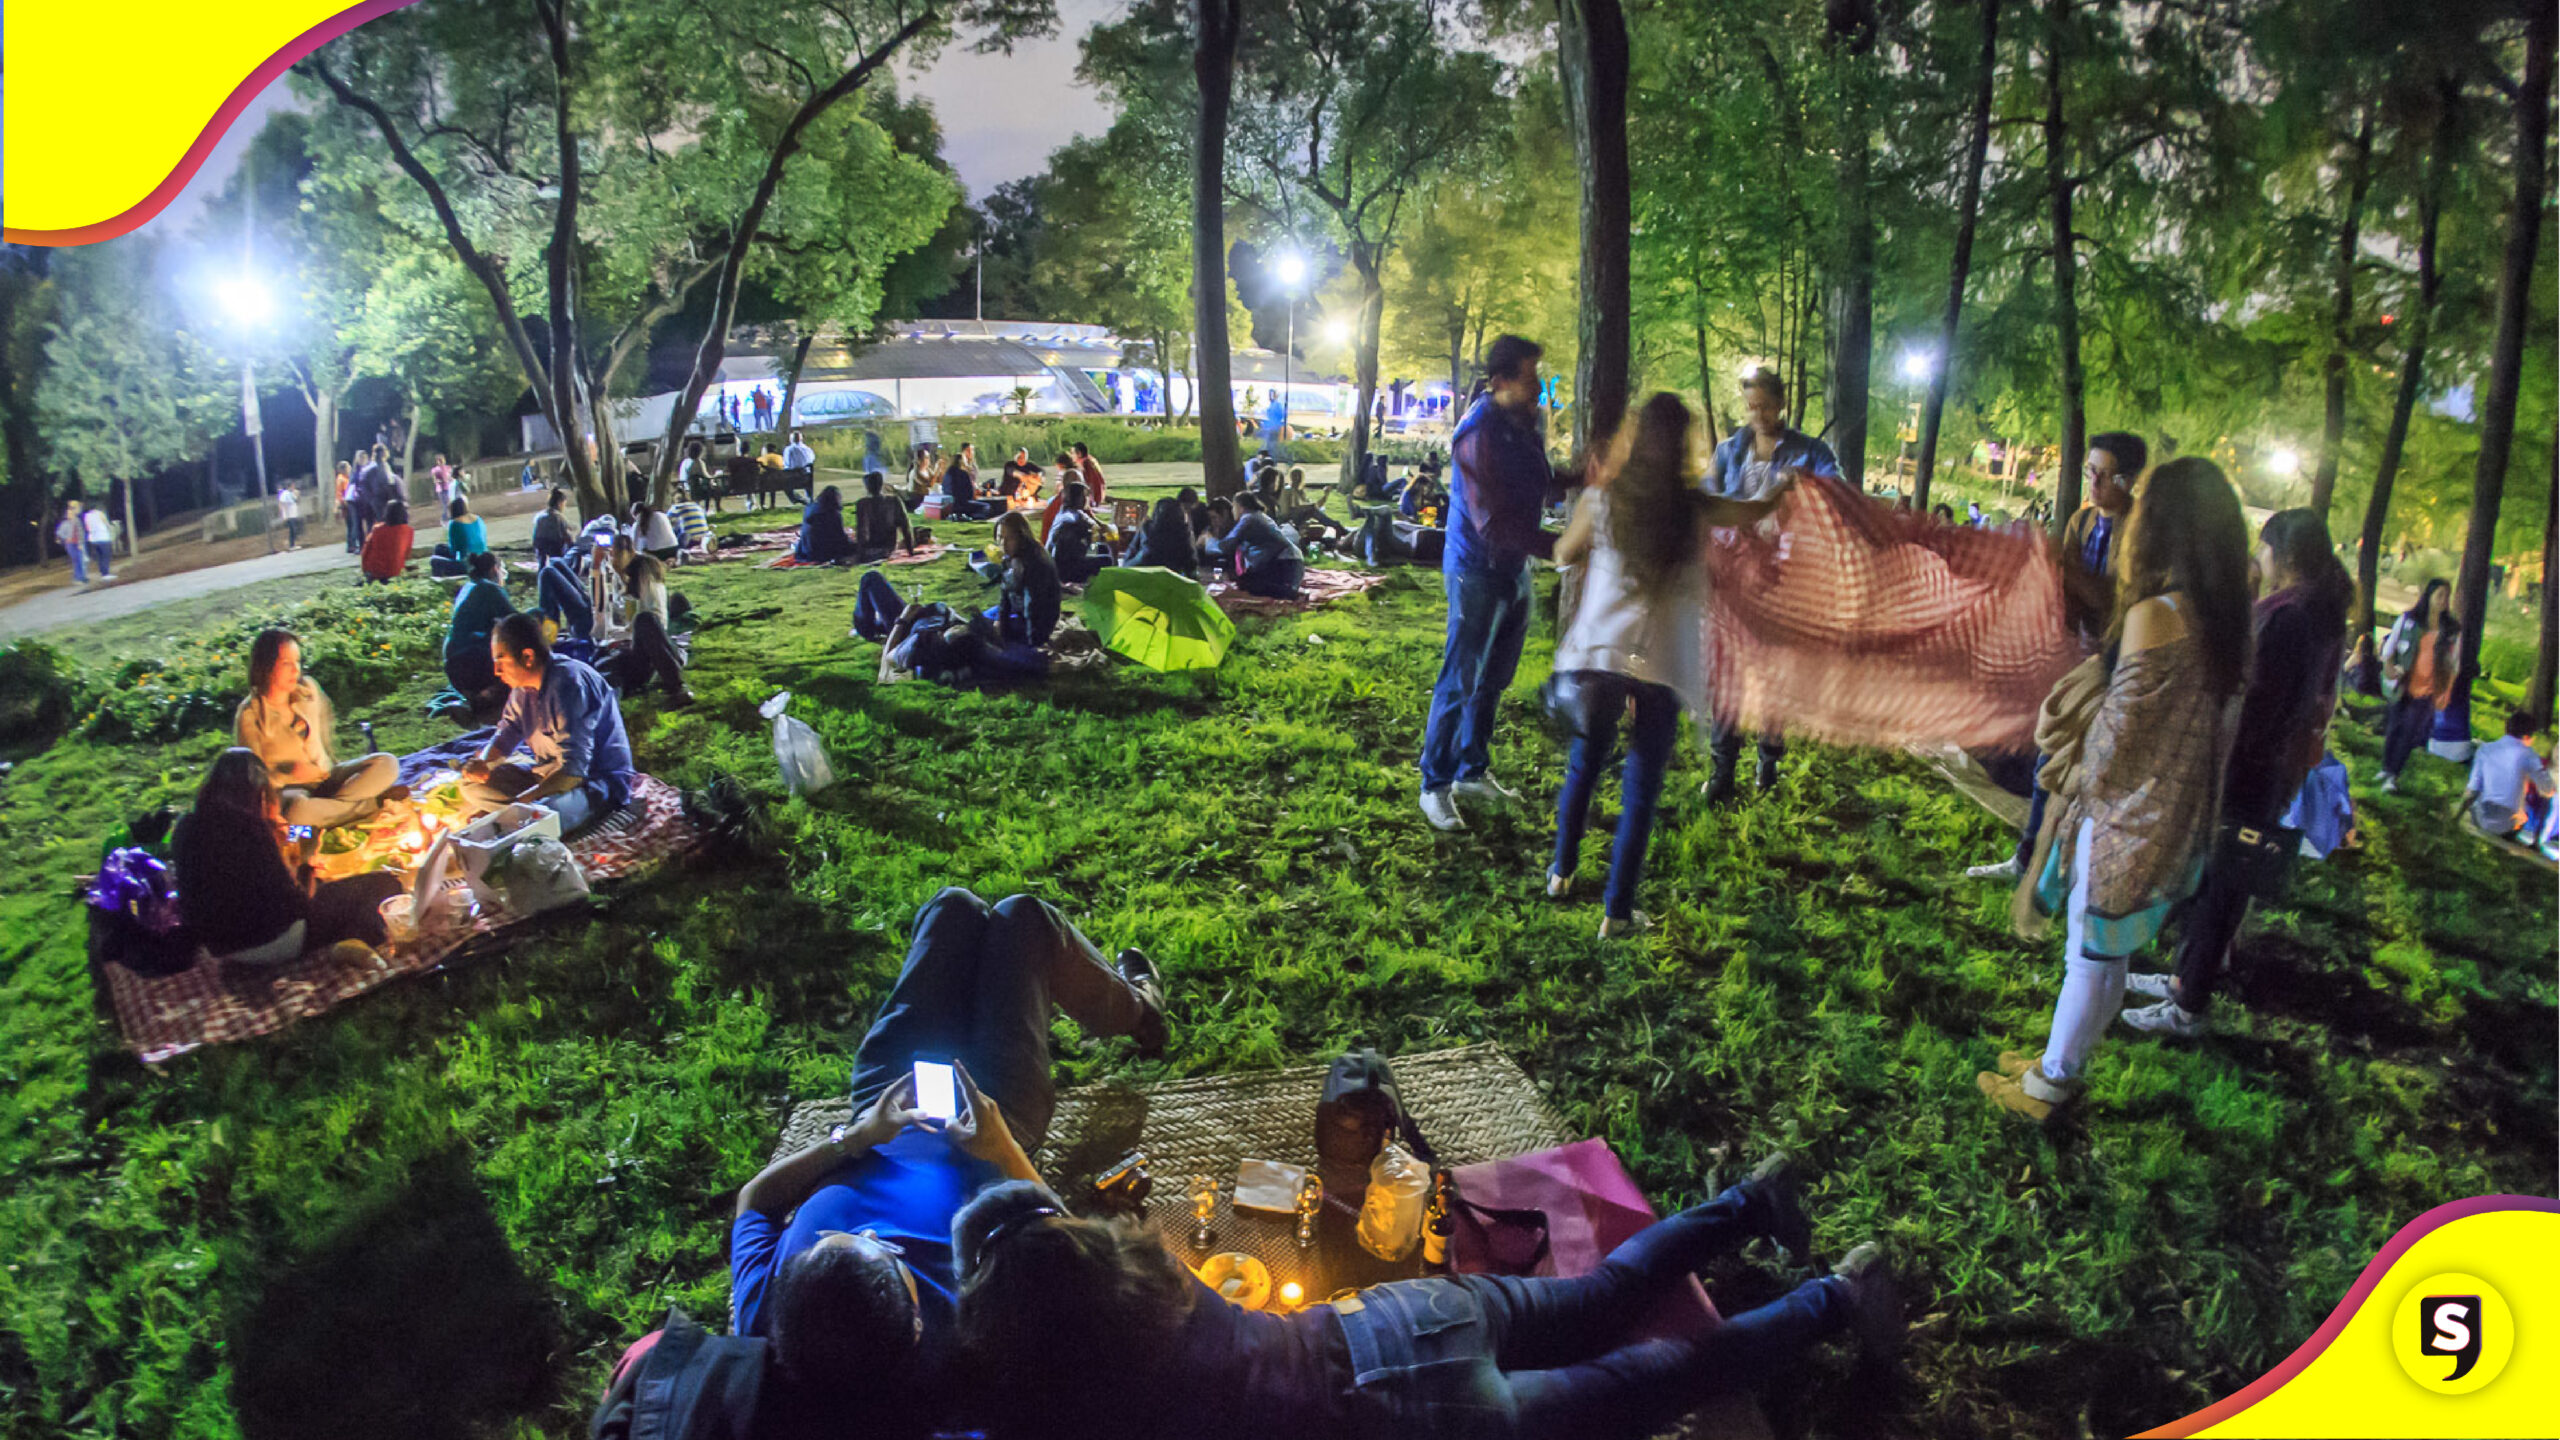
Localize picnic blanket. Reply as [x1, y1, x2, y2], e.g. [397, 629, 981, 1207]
[1206, 565, 1389, 617]
[104, 769, 698, 1064]
[762, 540, 949, 571]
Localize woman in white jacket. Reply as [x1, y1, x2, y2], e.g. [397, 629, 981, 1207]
[1548, 393, 1782, 936]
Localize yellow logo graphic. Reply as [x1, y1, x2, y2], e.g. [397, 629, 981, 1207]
[2390, 1273, 2512, 1395]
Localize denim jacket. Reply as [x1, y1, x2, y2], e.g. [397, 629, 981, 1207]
[1705, 427, 1842, 500]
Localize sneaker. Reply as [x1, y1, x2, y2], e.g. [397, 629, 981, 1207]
[1452, 774, 1523, 806]
[1831, 1242, 1903, 1359]
[1748, 1152, 1814, 1261]
[1545, 870, 1572, 900]
[2378, 773, 2399, 794]
[1597, 911, 1653, 940]
[2121, 998, 2206, 1039]
[1964, 856, 2023, 881]
[1116, 948, 1170, 1058]
[1976, 1063, 2076, 1123]
[1993, 1049, 2037, 1080]
[1420, 788, 1465, 832]
[2124, 971, 2174, 1001]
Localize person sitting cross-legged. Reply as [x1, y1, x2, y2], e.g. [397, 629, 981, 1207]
[443, 551, 516, 709]
[458, 612, 636, 834]
[795, 486, 859, 565]
[1219, 494, 1305, 600]
[729, 888, 1169, 1438]
[854, 470, 917, 560]
[1046, 481, 1111, 584]
[234, 628, 405, 831]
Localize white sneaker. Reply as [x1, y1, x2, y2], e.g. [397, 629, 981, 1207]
[1420, 789, 1465, 832]
[2121, 999, 2206, 1038]
[1965, 856, 2023, 881]
[2378, 773, 2399, 794]
[1545, 871, 1572, 899]
[1452, 775, 1524, 806]
[1597, 911, 1653, 939]
[2125, 972, 2174, 1001]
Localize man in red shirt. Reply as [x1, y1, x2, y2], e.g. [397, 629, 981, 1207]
[1071, 442, 1108, 506]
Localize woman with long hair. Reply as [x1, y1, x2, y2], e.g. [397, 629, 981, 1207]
[1122, 496, 1196, 576]
[174, 747, 403, 962]
[793, 485, 857, 565]
[1549, 393, 1784, 936]
[990, 510, 1061, 646]
[2377, 576, 2460, 790]
[2124, 508, 2352, 1037]
[1981, 457, 2252, 1121]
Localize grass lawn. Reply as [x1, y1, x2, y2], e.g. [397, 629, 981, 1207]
[1, 486, 2550, 1439]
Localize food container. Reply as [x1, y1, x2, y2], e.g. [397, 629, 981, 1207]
[1196, 1253, 1271, 1310]
[377, 895, 417, 944]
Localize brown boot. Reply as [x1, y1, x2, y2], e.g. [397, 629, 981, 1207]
[1976, 1062, 2077, 1122]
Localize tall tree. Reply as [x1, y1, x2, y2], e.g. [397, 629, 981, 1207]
[1193, 0, 1247, 495]
[2039, 0, 2086, 530]
[1825, 0, 1879, 484]
[2532, 444, 2558, 726]
[1557, 0, 1630, 458]
[1914, 0, 2001, 511]
[2307, 108, 2376, 518]
[2355, 78, 2459, 641]
[2453, 1, 2553, 684]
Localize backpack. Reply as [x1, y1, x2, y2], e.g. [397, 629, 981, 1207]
[1314, 1048, 1437, 1206]
[590, 1307, 766, 1440]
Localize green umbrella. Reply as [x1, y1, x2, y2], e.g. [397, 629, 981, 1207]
[1080, 566, 1236, 672]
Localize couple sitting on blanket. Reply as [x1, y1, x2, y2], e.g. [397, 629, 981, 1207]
[618, 889, 1898, 1440]
[794, 474, 918, 566]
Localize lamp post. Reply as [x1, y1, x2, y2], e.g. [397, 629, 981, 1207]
[1275, 251, 1306, 451]
[218, 276, 276, 552]
[1897, 348, 1933, 487]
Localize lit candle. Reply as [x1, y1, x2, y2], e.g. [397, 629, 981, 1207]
[1277, 1281, 1303, 1309]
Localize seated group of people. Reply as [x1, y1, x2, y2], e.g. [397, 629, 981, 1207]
[446, 525, 695, 711]
[600, 887, 1896, 1440]
[792, 475, 919, 566]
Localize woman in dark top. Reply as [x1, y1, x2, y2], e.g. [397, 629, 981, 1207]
[1122, 497, 1196, 576]
[991, 511, 1061, 647]
[532, 488, 573, 567]
[1220, 495, 1305, 598]
[854, 471, 917, 559]
[942, 451, 994, 520]
[176, 748, 403, 959]
[794, 486, 858, 564]
[1046, 482, 1107, 583]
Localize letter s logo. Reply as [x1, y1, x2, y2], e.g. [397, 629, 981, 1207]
[2421, 1296, 2479, 1380]
[2395, 1276, 2509, 1393]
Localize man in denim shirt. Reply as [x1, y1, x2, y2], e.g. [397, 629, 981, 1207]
[1418, 334, 1556, 832]
[460, 612, 636, 833]
[1700, 369, 1840, 804]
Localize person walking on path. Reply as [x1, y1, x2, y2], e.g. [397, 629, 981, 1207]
[2377, 578, 2461, 792]
[1697, 367, 1842, 805]
[274, 482, 304, 550]
[56, 501, 88, 584]
[1550, 393, 1785, 937]
[1419, 334, 1556, 832]
[82, 499, 116, 578]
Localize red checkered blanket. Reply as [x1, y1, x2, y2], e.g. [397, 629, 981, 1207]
[1704, 477, 2087, 752]
[1208, 566, 1389, 617]
[105, 774, 699, 1063]
[759, 540, 950, 571]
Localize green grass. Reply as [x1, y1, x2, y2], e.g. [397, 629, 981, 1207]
[0, 490, 2551, 1439]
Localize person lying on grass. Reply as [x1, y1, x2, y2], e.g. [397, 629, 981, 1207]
[951, 1153, 1894, 1440]
[728, 889, 1166, 1438]
[235, 627, 405, 832]
[458, 612, 636, 835]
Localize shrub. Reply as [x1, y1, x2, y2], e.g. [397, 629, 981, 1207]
[0, 640, 79, 748]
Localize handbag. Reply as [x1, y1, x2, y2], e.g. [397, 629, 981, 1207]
[1537, 670, 1595, 741]
[1444, 1187, 1552, 1277]
[2214, 817, 2302, 903]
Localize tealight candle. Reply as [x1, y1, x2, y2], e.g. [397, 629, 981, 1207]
[1277, 1281, 1303, 1308]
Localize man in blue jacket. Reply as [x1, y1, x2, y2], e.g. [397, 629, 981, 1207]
[1418, 334, 1555, 831]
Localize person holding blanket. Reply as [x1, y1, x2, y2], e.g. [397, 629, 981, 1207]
[1419, 335, 1556, 833]
[1979, 458, 2251, 1122]
[234, 629, 404, 831]
[720, 889, 1167, 1437]
[1550, 394, 1784, 938]
[460, 613, 636, 834]
[794, 486, 859, 565]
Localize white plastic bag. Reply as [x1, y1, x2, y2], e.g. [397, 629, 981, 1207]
[491, 837, 590, 915]
[762, 691, 838, 795]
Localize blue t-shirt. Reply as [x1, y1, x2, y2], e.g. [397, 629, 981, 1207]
[728, 1129, 1004, 1375]
[447, 515, 490, 557]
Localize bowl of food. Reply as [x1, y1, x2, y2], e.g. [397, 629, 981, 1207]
[1196, 1252, 1272, 1310]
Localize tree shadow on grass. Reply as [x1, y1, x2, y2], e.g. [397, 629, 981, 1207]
[229, 1148, 557, 1440]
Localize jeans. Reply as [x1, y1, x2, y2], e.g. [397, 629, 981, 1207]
[66, 541, 85, 583]
[88, 541, 113, 577]
[854, 569, 904, 642]
[846, 889, 1161, 1152]
[2169, 800, 2283, 1014]
[345, 509, 365, 553]
[1552, 674, 1681, 919]
[284, 517, 304, 547]
[538, 560, 595, 641]
[2381, 694, 2435, 777]
[626, 611, 688, 697]
[459, 762, 627, 836]
[1237, 555, 1305, 599]
[1332, 1180, 1848, 1440]
[2012, 752, 2052, 870]
[1421, 563, 1535, 791]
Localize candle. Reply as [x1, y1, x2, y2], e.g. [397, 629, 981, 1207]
[1277, 1282, 1303, 1309]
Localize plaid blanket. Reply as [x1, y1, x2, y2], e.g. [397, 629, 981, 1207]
[104, 773, 699, 1063]
[761, 540, 949, 571]
[1207, 566, 1389, 617]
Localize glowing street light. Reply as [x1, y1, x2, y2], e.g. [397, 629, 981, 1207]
[1323, 316, 1353, 347]
[1898, 348, 1934, 382]
[218, 276, 274, 325]
[1275, 252, 1308, 287]
[2267, 447, 2302, 477]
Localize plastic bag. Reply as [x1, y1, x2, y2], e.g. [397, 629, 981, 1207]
[491, 837, 590, 915]
[762, 691, 838, 795]
[1356, 1141, 1431, 1261]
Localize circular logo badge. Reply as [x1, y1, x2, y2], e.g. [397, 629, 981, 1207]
[2391, 1273, 2513, 1395]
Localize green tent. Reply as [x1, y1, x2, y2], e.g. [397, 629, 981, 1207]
[1079, 566, 1236, 672]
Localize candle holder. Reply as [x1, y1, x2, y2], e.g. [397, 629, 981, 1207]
[1187, 1173, 1218, 1251]
[1294, 1172, 1323, 1251]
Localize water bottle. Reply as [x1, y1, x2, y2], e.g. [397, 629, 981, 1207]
[1355, 1141, 1430, 1261]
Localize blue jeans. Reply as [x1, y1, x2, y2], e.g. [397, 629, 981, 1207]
[66, 540, 85, 583]
[538, 560, 594, 641]
[1332, 1181, 1849, 1439]
[1421, 563, 1535, 791]
[1552, 674, 1681, 919]
[846, 889, 1159, 1153]
[2012, 751, 2051, 870]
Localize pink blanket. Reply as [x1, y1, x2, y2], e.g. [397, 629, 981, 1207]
[1450, 1137, 1717, 1337]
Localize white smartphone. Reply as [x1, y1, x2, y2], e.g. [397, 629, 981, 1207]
[913, 1059, 960, 1124]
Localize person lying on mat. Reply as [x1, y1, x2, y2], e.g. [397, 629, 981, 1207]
[235, 627, 405, 831]
[1219, 495, 1305, 600]
[794, 486, 859, 565]
[855, 470, 917, 560]
[459, 613, 635, 834]
[728, 889, 1168, 1437]
[176, 747, 405, 964]
[951, 1154, 1894, 1440]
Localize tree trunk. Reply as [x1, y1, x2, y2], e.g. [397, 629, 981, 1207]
[2531, 445, 2558, 728]
[778, 331, 816, 446]
[1557, 0, 1631, 459]
[2042, 0, 2086, 534]
[2454, 3, 2552, 684]
[1695, 314, 1724, 447]
[2356, 86, 2452, 642]
[1192, 0, 1246, 498]
[1916, 0, 2000, 513]
[1825, 0, 1878, 484]
[312, 388, 339, 515]
[1339, 251, 1387, 490]
[120, 477, 138, 557]
[400, 399, 425, 506]
[2310, 110, 2376, 519]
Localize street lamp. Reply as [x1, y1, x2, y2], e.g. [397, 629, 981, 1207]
[2268, 447, 2301, 477]
[1274, 251, 1307, 449]
[217, 274, 277, 551]
[1897, 349, 1934, 477]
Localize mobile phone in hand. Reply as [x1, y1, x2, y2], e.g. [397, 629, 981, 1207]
[913, 1059, 960, 1124]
